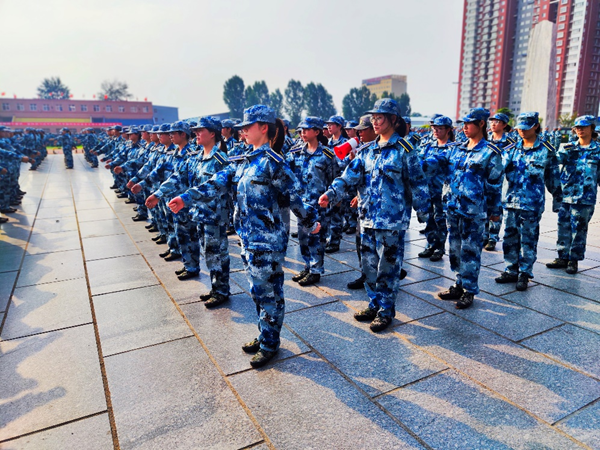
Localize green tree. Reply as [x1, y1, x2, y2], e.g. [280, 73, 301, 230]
[284, 79, 305, 126]
[304, 82, 336, 118]
[559, 112, 577, 128]
[37, 77, 70, 99]
[496, 107, 514, 119]
[245, 81, 270, 107]
[269, 88, 284, 118]
[381, 91, 411, 117]
[342, 86, 377, 121]
[98, 79, 132, 101]
[223, 75, 245, 119]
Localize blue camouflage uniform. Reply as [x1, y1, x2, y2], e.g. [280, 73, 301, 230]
[180, 105, 319, 353]
[56, 128, 74, 168]
[326, 115, 347, 249]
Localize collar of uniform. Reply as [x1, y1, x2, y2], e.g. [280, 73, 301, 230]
[302, 143, 324, 156]
[202, 144, 221, 160]
[245, 143, 271, 160]
[458, 139, 486, 152]
[375, 132, 402, 149]
[175, 143, 191, 157]
[517, 137, 541, 151]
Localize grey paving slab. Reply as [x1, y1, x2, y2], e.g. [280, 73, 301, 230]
[0, 413, 113, 450]
[0, 271, 18, 313]
[76, 208, 116, 223]
[318, 269, 371, 304]
[74, 199, 111, 210]
[93, 285, 193, 356]
[395, 313, 600, 423]
[2, 278, 92, 341]
[229, 353, 425, 450]
[16, 249, 84, 287]
[521, 324, 600, 379]
[104, 337, 261, 450]
[530, 264, 600, 302]
[31, 217, 78, 234]
[87, 254, 158, 296]
[286, 301, 447, 397]
[0, 325, 107, 441]
[284, 244, 355, 275]
[182, 293, 309, 375]
[82, 234, 139, 261]
[0, 223, 31, 247]
[35, 205, 76, 219]
[377, 370, 583, 450]
[503, 285, 600, 334]
[325, 249, 360, 269]
[557, 401, 600, 450]
[27, 230, 81, 255]
[79, 218, 126, 239]
[401, 278, 562, 341]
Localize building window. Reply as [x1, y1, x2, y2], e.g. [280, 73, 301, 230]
[69, 105, 76, 112]
[143, 107, 148, 113]
[118, 106, 125, 112]
[1, 103, 9, 111]
[93, 105, 100, 112]
[560, 6, 567, 13]
[56, 104, 63, 111]
[81, 105, 88, 112]
[29, 103, 37, 111]
[106, 105, 112, 112]
[131, 107, 137, 113]
[17, 103, 24, 111]
[558, 23, 565, 30]
[43, 104, 50, 111]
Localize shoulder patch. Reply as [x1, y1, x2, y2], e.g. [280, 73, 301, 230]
[411, 134, 422, 143]
[541, 141, 556, 153]
[487, 142, 502, 155]
[504, 142, 517, 151]
[289, 147, 303, 154]
[266, 149, 284, 163]
[398, 138, 414, 153]
[564, 143, 575, 151]
[322, 147, 334, 159]
[228, 155, 245, 162]
[506, 136, 516, 145]
[214, 152, 227, 165]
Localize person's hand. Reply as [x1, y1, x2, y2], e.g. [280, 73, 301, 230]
[21, 156, 29, 163]
[1, 168, 7, 175]
[113, 166, 122, 174]
[489, 215, 501, 222]
[104, 164, 111, 169]
[130, 184, 142, 194]
[350, 196, 358, 208]
[310, 222, 321, 234]
[145, 194, 159, 209]
[126, 181, 135, 190]
[349, 149, 357, 161]
[36, 151, 41, 157]
[168, 197, 185, 214]
[318, 194, 329, 208]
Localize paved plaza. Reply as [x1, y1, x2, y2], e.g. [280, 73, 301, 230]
[1, 154, 599, 449]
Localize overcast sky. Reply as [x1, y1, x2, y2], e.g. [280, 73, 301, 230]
[0, 0, 464, 120]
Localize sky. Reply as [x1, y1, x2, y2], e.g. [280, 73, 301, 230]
[0, 0, 464, 120]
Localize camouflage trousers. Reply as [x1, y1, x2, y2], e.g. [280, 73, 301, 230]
[241, 249, 285, 352]
[63, 148, 73, 168]
[198, 223, 230, 297]
[343, 201, 358, 229]
[173, 210, 199, 273]
[298, 212, 328, 275]
[154, 197, 170, 237]
[557, 203, 595, 261]
[447, 213, 485, 295]
[425, 194, 448, 252]
[360, 228, 406, 318]
[484, 206, 503, 243]
[326, 202, 344, 247]
[502, 208, 542, 278]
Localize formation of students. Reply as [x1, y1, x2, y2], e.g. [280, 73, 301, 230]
[3, 100, 599, 368]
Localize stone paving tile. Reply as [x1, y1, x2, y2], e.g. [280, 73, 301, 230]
[34, 205, 76, 219]
[1, 278, 92, 341]
[530, 263, 600, 302]
[16, 250, 84, 287]
[74, 199, 111, 210]
[31, 216, 78, 234]
[0, 413, 114, 450]
[104, 337, 261, 450]
[377, 370, 583, 449]
[401, 278, 562, 341]
[87, 254, 158, 296]
[78, 218, 126, 239]
[76, 208, 116, 223]
[27, 230, 81, 255]
[556, 401, 600, 450]
[229, 353, 426, 450]
[93, 285, 193, 356]
[0, 271, 18, 313]
[318, 269, 370, 304]
[286, 301, 447, 397]
[503, 285, 600, 334]
[181, 293, 309, 375]
[0, 247, 26, 274]
[82, 234, 139, 261]
[325, 249, 360, 269]
[395, 313, 600, 423]
[521, 324, 600, 379]
[285, 245, 355, 275]
[0, 325, 107, 441]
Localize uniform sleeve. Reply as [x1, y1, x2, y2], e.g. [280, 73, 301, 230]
[324, 155, 365, 205]
[272, 164, 318, 230]
[404, 148, 431, 221]
[180, 164, 234, 205]
[484, 151, 504, 217]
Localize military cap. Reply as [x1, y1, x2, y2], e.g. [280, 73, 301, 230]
[354, 115, 373, 131]
[192, 116, 222, 132]
[365, 98, 399, 116]
[514, 112, 539, 130]
[282, 119, 291, 129]
[460, 107, 490, 123]
[344, 120, 358, 128]
[297, 117, 325, 129]
[432, 116, 453, 127]
[221, 119, 235, 128]
[113, 125, 123, 132]
[142, 124, 153, 132]
[169, 121, 191, 136]
[490, 113, 510, 123]
[150, 125, 161, 133]
[430, 113, 444, 123]
[574, 115, 596, 127]
[157, 123, 171, 133]
[127, 126, 141, 134]
[238, 105, 276, 127]
[61, 127, 70, 132]
[403, 116, 412, 124]
[326, 115, 345, 126]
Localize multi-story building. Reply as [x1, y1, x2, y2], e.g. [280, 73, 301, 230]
[457, 0, 600, 123]
[362, 75, 407, 99]
[0, 97, 178, 133]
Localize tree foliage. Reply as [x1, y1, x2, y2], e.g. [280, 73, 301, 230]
[381, 91, 412, 117]
[559, 112, 577, 128]
[37, 77, 70, 99]
[269, 89, 284, 118]
[245, 81, 270, 107]
[304, 83, 336, 119]
[284, 79, 305, 126]
[342, 86, 377, 121]
[223, 75, 245, 119]
[98, 79, 132, 101]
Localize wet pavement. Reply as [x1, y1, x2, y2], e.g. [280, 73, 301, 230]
[1, 154, 599, 449]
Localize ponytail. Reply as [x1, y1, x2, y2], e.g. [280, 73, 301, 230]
[213, 128, 229, 153]
[266, 118, 286, 154]
[340, 128, 349, 139]
[384, 114, 407, 137]
[315, 128, 329, 146]
[448, 127, 455, 142]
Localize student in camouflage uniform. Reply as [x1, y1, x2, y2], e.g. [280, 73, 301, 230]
[56, 128, 74, 169]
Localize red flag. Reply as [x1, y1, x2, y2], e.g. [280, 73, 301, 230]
[1, 92, 5, 96]
[93, 94, 96, 99]
[14, 94, 16, 98]
[69, 94, 73, 98]
[144, 97, 147, 101]
[104, 95, 108, 100]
